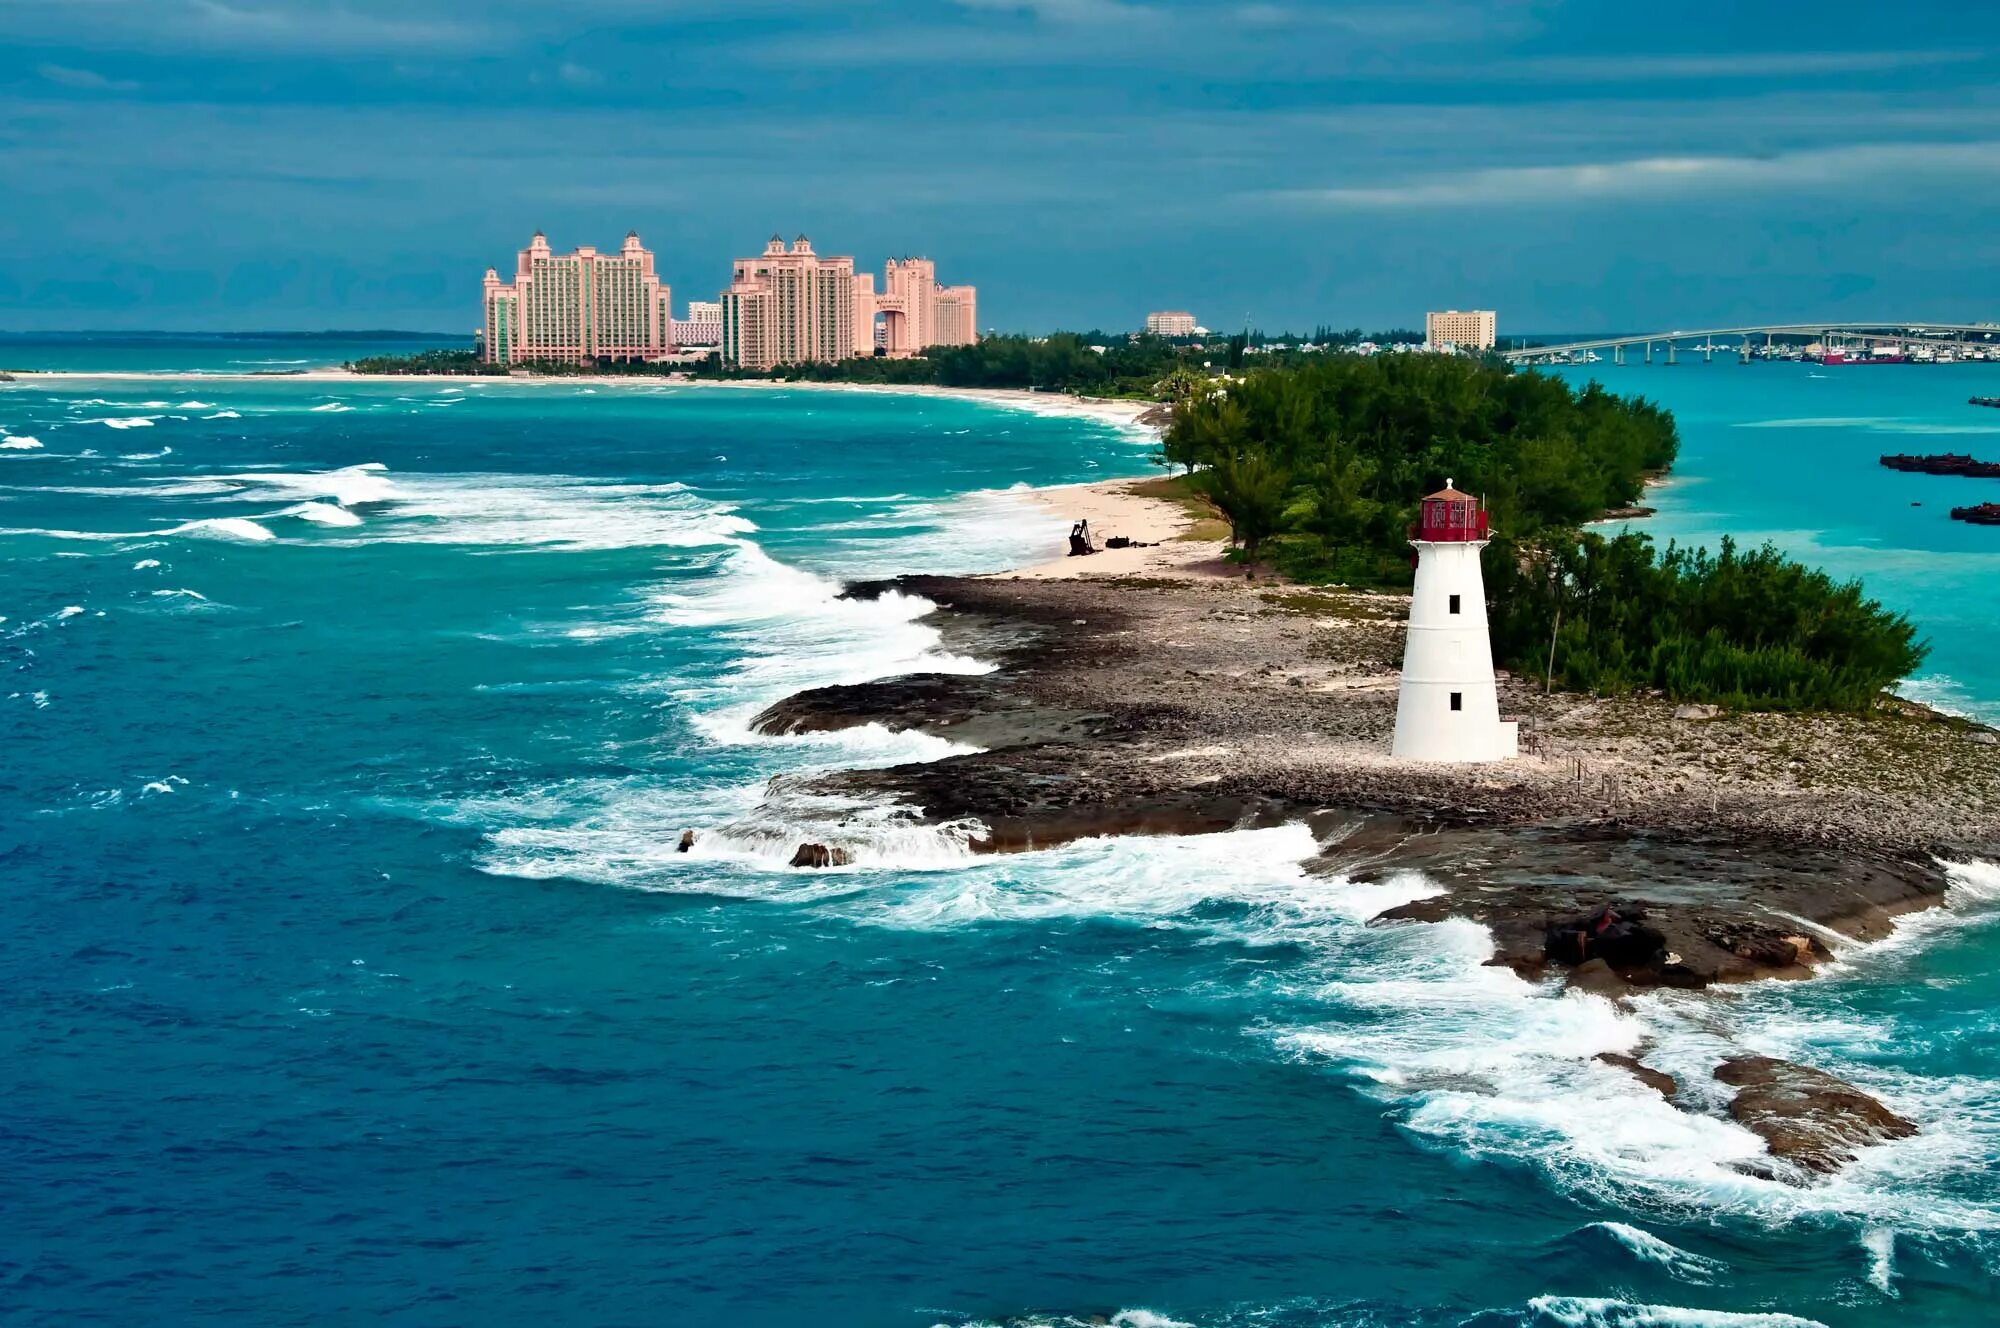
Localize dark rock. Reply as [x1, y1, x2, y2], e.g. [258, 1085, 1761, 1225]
[1544, 903, 1666, 969]
[1564, 958, 1627, 999]
[788, 843, 852, 869]
[676, 830, 695, 853]
[1701, 921, 1818, 970]
[1714, 1055, 1917, 1176]
[1596, 1052, 1677, 1099]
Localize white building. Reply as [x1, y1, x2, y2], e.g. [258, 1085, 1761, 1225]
[673, 299, 724, 347]
[1391, 483, 1517, 762]
[1146, 311, 1198, 337]
[1425, 309, 1497, 352]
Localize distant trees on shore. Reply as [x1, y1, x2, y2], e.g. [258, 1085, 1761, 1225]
[1163, 355, 1926, 711]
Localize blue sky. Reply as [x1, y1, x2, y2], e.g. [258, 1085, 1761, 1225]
[3, 0, 1997, 334]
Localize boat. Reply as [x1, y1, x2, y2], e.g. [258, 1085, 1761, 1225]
[1820, 350, 1907, 365]
[1949, 502, 2000, 526]
[1970, 397, 2000, 409]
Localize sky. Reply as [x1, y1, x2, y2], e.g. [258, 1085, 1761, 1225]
[3, 0, 1998, 334]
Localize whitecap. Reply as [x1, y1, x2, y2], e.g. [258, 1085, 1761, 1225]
[163, 517, 275, 543]
[55, 605, 84, 619]
[132, 559, 161, 569]
[285, 502, 364, 527]
[118, 447, 172, 461]
[85, 416, 158, 429]
[310, 402, 352, 413]
[0, 436, 43, 449]
[1861, 1226, 1897, 1295]
[1525, 1298, 1826, 1328]
[175, 400, 216, 409]
[203, 411, 242, 420]
[216, 463, 398, 507]
[1581, 1222, 1726, 1284]
[150, 588, 208, 601]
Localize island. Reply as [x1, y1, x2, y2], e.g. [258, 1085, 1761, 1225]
[728, 355, 2000, 1181]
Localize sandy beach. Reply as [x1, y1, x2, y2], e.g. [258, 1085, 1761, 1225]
[3, 366, 1161, 435]
[1000, 476, 1233, 580]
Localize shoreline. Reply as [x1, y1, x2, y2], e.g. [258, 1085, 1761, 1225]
[2, 367, 1164, 434]
[740, 525, 1999, 1175]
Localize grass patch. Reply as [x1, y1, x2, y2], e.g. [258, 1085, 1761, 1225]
[1125, 473, 1231, 542]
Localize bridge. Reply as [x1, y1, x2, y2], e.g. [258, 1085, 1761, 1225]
[1501, 321, 2000, 366]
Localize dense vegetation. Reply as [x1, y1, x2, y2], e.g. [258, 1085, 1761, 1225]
[346, 349, 500, 375]
[1167, 356, 1926, 711]
[346, 328, 1430, 394]
[1164, 354, 1677, 582]
[1488, 533, 1925, 711]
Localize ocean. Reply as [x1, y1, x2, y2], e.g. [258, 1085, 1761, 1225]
[3, 342, 1997, 1327]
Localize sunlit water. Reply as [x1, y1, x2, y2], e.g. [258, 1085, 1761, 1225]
[3, 348, 1997, 1327]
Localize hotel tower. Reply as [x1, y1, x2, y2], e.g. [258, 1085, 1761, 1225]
[481, 231, 674, 365]
[722, 238, 978, 371]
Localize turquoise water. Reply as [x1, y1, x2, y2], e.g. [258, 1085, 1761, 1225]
[1552, 361, 2000, 723]
[3, 352, 1998, 1327]
[0, 332, 467, 375]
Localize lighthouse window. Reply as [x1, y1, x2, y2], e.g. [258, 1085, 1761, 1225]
[1448, 594, 1461, 614]
[1449, 692, 1463, 711]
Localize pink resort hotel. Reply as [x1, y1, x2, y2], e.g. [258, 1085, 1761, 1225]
[479, 231, 977, 370]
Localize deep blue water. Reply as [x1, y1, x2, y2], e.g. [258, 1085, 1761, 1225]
[3, 354, 1998, 1328]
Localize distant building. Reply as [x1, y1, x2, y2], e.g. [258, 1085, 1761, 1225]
[481, 231, 673, 365]
[1426, 309, 1497, 351]
[721, 235, 857, 372]
[673, 299, 723, 347]
[934, 284, 978, 348]
[1146, 311, 1198, 337]
[722, 238, 977, 370]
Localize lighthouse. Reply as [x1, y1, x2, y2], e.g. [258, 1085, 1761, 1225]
[1391, 482, 1518, 762]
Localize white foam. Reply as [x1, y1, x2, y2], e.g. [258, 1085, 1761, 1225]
[164, 517, 275, 542]
[118, 447, 172, 461]
[132, 559, 160, 569]
[150, 588, 208, 601]
[310, 402, 352, 412]
[204, 411, 242, 420]
[55, 605, 84, 619]
[1861, 1226, 1897, 1295]
[217, 463, 398, 507]
[1586, 1222, 1726, 1284]
[286, 501, 365, 527]
[84, 416, 158, 429]
[1525, 1299, 1827, 1328]
[1108, 1314, 1194, 1328]
[175, 401, 215, 409]
[0, 436, 42, 449]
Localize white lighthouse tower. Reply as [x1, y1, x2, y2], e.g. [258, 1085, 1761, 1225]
[1391, 482, 1518, 762]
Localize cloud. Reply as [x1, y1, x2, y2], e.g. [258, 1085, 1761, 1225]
[943, 0, 1144, 20]
[1501, 48, 1988, 81]
[1271, 140, 2000, 210]
[37, 63, 140, 93]
[182, 0, 489, 51]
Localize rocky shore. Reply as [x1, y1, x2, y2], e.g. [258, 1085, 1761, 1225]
[757, 567, 1999, 981]
[731, 478, 2000, 1179]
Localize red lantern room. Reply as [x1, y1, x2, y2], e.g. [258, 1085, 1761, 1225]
[1416, 480, 1489, 542]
